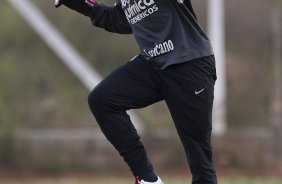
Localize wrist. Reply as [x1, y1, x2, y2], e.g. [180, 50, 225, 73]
[85, 0, 96, 7]
[55, 0, 96, 16]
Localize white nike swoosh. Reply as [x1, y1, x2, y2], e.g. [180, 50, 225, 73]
[195, 87, 206, 95]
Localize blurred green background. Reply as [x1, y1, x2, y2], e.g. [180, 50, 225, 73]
[0, 0, 282, 182]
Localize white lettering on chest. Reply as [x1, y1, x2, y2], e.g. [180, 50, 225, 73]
[121, 0, 159, 24]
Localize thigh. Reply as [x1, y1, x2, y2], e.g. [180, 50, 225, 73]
[159, 56, 217, 142]
[92, 56, 163, 110]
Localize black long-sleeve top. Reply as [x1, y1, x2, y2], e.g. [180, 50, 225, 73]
[90, 0, 213, 69]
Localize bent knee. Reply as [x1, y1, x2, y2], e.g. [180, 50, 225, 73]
[88, 87, 107, 112]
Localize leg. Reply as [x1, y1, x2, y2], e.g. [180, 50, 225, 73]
[158, 56, 217, 184]
[88, 57, 162, 178]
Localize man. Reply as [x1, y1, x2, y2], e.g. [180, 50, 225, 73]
[54, 0, 218, 183]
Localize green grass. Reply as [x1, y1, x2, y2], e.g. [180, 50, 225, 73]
[0, 177, 281, 184]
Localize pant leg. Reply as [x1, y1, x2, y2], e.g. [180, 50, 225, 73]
[88, 56, 162, 177]
[157, 56, 217, 184]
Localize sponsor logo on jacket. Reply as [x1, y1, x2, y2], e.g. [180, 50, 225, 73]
[120, 0, 159, 24]
[143, 40, 175, 58]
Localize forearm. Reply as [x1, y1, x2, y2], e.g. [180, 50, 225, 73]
[55, 0, 132, 34]
[55, 0, 94, 16]
[90, 3, 132, 34]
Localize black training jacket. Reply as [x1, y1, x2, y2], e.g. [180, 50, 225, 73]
[90, 0, 214, 69]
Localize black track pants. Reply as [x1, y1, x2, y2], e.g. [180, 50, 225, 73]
[88, 55, 217, 184]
